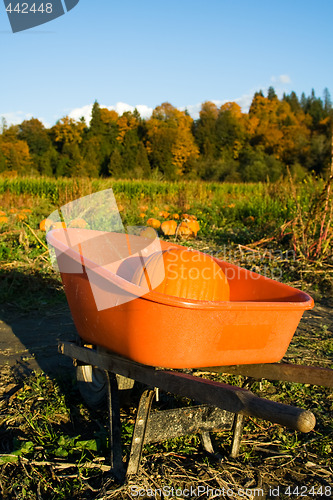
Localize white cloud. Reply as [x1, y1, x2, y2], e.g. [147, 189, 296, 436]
[271, 74, 291, 84]
[0, 92, 265, 132]
[68, 104, 93, 125]
[68, 102, 154, 125]
[66, 98, 255, 126]
[0, 111, 51, 128]
[178, 102, 202, 119]
[179, 94, 254, 118]
[1, 111, 33, 126]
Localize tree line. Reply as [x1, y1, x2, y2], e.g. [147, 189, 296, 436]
[0, 87, 332, 182]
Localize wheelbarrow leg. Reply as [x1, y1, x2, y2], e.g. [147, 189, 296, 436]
[230, 413, 244, 458]
[105, 371, 125, 483]
[200, 431, 215, 454]
[127, 388, 156, 476]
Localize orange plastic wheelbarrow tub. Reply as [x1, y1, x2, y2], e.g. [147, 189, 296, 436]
[47, 228, 314, 369]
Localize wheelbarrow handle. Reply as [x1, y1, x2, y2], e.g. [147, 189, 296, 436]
[154, 371, 316, 433]
[59, 342, 316, 433]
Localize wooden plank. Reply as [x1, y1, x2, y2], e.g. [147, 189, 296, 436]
[105, 371, 124, 482]
[144, 405, 234, 443]
[230, 414, 244, 459]
[127, 389, 155, 476]
[59, 342, 316, 433]
[201, 363, 333, 388]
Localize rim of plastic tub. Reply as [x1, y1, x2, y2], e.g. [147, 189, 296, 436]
[47, 228, 314, 312]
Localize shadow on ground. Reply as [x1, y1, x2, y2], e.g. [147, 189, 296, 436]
[0, 269, 77, 377]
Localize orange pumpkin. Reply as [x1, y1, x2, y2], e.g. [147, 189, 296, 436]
[187, 220, 200, 237]
[140, 227, 157, 239]
[0, 211, 7, 216]
[0, 216, 8, 224]
[40, 219, 66, 231]
[133, 248, 230, 301]
[161, 220, 177, 236]
[16, 213, 27, 221]
[39, 218, 52, 232]
[68, 218, 88, 228]
[147, 218, 161, 229]
[139, 212, 146, 219]
[172, 213, 180, 220]
[51, 221, 67, 230]
[159, 210, 170, 219]
[176, 221, 192, 238]
[244, 215, 255, 224]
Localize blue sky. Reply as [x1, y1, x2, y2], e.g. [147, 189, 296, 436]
[1, 0, 332, 127]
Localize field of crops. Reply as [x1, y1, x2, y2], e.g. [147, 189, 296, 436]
[0, 176, 332, 499]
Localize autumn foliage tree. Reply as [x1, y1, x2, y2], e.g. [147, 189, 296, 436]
[146, 102, 199, 179]
[0, 89, 332, 181]
[0, 125, 31, 174]
[51, 116, 86, 176]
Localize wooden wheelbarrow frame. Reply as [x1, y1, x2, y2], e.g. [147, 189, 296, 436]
[59, 341, 333, 483]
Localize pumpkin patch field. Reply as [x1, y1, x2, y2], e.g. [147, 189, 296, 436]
[0, 176, 332, 499]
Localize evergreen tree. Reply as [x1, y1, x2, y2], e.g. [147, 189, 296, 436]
[323, 88, 332, 114]
[283, 91, 301, 113]
[108, 148, 124, 178]
[267, 86, 277, 100]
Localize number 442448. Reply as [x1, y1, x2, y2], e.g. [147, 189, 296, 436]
[5, 3, 53, 14]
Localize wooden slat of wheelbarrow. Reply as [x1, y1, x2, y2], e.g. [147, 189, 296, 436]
[201, 363, 333, 388]
[59, 342, 315, 433]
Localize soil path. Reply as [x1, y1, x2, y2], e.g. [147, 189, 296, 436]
[0, 304, 77, 376]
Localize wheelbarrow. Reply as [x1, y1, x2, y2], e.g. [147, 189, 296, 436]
[47, 228, 332, 481]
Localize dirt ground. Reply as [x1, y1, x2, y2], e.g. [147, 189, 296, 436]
[0, 304, 77, 376]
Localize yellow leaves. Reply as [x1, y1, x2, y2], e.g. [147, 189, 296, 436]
[146, 103, 199, 176]
[0, 139, 31, 169]
[171, 126, 199, 175]
[199, 101, 219, 120]
[247, 95, 311, 160]
[100, 108, 118, 124]
[116, 113, 138, 143]
[53, 117, 85, 145]
[220, 102, 242, 118]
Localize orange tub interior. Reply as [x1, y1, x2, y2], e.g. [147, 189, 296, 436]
[47, 228, 314, 368]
